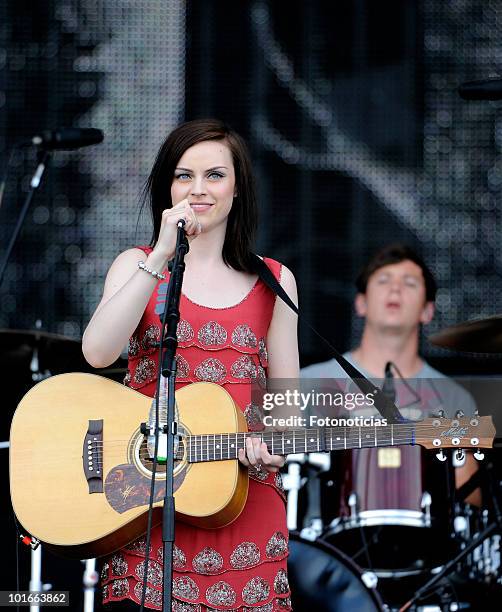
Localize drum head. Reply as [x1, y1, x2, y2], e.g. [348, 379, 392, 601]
[288, 532, 384, 612]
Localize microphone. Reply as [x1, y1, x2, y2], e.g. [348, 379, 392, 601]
[382, 361, 396, 404]
[458, 78, 502, 101]
[31, 128, 104, 150]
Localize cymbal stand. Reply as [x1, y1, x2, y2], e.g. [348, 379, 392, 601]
[399, 458, 502, 612]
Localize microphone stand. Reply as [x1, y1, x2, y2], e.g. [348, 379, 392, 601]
[159, 221, 189, 612]
[0, 149, 51, 288]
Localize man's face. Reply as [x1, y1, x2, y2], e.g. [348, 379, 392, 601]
[355, 259, 434, 333]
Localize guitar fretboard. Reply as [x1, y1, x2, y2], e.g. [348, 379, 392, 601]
[184, 425, 422, 463]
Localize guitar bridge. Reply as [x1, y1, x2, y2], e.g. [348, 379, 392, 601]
[83, 420, 103, 493]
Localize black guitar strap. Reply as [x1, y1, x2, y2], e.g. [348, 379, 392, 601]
[251, 253, 405, 423]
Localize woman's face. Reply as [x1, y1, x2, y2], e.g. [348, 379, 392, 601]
[171, 140, 236, 234]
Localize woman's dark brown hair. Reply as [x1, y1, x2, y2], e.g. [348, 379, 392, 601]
[143, 118, 258, 272]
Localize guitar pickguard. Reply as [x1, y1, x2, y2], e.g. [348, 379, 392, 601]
[104, 462, 187, 514]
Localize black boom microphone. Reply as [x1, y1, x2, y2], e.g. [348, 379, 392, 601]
[458, 78, 502, 101]
[31, 128, 104, 150]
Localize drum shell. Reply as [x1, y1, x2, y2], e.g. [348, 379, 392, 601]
[321, 445, 457, 572]
[288, 532, 384, 612]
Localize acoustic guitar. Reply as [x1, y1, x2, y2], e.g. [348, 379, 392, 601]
[9, 373, 495, 559]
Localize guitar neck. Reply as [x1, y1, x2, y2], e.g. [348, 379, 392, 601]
[185, 423, 425, 463]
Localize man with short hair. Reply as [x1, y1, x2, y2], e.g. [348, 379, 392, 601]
[300, 243, 480, 577]
[302, 243, 475, 417]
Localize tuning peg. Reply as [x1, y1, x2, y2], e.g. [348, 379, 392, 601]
[455, 410, 465, 419]
[474, 450, 485, 461]
[455, 448, 465, 463]
[436, 450, 447, 462]
[438, 409, 446, 419]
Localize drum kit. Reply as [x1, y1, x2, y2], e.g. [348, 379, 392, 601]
[285, 315, 502, 612]
[2, 317, 502, 611]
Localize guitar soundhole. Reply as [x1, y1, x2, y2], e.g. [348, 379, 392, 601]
[138, 438, 167, 473]
[129, 429, 188, 478]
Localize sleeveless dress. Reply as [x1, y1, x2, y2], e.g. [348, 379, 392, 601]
[101, 247, 292, 612]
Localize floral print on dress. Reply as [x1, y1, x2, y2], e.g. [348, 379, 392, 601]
[230, 542, 261, 569]
[273, 569, 289, 595]
[111, 552, 128, 576]
[175, 354, 190, 378]
[231, 324, 257, 348]
[231, 355, 257, 380]
[100, 561, 109, 582]
[198, 321, 227, 346]
[172, 544, 187, 570]
[205, 581, 237, 607]
[177, 319, 194, 343]
[192, 547, 224, 575]
[124, 535, 151, 556]
[172, 601, 201, 612]
[111, 577, 129, 597]
[173, 576, 199, 601]
[134, 559, 163, 587]
[243, 603, 274, 612]
[194, 358, 226, 383]
[265, 532, 288, 559]
[257, 365, 267, 388]
[133, 582, 162, 608]
[248, 464, 269, 481]
[277, 596, 293, 609]
[244, 403, 264, 430]
[128, 335, 140, 357]
[242, 577, 270, 605]
[133, 356, 157, 385]
[141, 324, 161, 351]
[258, 338, 268, 367]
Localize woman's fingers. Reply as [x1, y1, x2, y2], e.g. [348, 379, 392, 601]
[237, 437, 285, 473]
[164, 200, 201, 237]
[259, 442, 285, 472]
[238, 447, 249, 466]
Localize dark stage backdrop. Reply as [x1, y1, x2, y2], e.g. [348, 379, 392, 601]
[2, 1, 502, 370]
[2, 0, 502, 603]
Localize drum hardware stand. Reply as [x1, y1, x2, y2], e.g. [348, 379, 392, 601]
[284, 453, 330, 537]
[399, 457, 502, 612]
[16, 535, 51, 612]
[9, 320, 55, 610]
[82, 558, 98, 612]
[300, 453, 330, 540]
[284, 455, 306, 531]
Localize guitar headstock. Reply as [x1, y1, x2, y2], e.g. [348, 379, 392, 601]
[415, 415, 496, 450]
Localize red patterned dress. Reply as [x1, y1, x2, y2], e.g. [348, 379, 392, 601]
[101, 247, 292, 612]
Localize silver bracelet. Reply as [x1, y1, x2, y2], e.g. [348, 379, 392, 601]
[137, 260, 166, 281]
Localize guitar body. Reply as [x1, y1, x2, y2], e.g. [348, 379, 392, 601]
[10, 373, 248, 559]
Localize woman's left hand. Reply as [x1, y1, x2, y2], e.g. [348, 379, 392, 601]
[238, 436, 286, 473]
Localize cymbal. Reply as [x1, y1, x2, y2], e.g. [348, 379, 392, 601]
[0, 328, 127, 375]
[429, 315, 502, 353]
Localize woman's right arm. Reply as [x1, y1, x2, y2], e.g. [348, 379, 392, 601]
[82, 199, 201, 368]
[82, 247, 170, 368]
